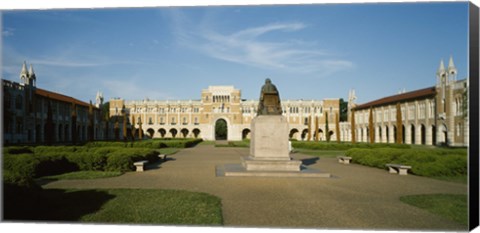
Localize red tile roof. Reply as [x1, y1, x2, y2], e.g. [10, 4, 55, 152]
[354, 86, 436, 110]
[36, 88, 95, 108]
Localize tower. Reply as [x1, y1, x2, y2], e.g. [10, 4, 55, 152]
[95, 91, 104, 108]
[20, 61, 28, 84]
[447, 55, 457, 82]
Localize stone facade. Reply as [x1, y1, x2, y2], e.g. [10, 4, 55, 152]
[110, 86, 340, 141]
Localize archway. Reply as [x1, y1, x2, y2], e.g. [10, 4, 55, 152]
[215, 119, 228, 140]
[402, 125, 406, 144]
[158, 128, 166, 138]
[192, 128, 201, 138]
[147, 128, 155, 138]
[432, 125, 437, 145]
[169, 128, 178, 138]
[439, 124, 448, 145]
[386, 126, 390, 143]
[289, 128, 299, 139]
[242, 128, 251, 140]
[410, 124, 415, 144]
[421, 124, 426, 145]
[301, 129, 308, 141]
[181, 128, 189, 138]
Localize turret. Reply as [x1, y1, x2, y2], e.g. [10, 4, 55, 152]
[20, 61, 28, 84]
[447, 56, 457, 82]
[28, 64, 36, 86]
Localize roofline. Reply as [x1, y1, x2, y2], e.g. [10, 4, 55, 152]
[354, 86, 436, 111]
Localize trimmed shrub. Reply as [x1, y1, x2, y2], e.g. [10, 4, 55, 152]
[3, 154, 40, 187]
[346, 148, 467, 177]
[33, 146, 78, 155]
[106, 148, 160, 172]
[3, 146, 34, 155]
[292, 141, 410, 151]
[34, 152, 79, 177]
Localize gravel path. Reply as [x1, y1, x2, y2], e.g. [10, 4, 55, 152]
[41, 144, 467, 231]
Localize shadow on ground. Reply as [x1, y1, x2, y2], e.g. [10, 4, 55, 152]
[3, 184, 115, 222]
[301, 157, 319, 166]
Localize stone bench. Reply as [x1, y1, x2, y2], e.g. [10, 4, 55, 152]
[134, 160, 149, 172]
[386, 164, 411, 175]
[337, 156, 352, 164]
[158, 154, 168, 161]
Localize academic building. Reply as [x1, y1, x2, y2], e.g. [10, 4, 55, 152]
[2, 57, 469, 147]
[2, 61, 107, 145]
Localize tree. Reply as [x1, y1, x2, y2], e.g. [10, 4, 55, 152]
[335, 112, 340, 142]
[396, 102, 403, 144]
[325, 111, 330, 142]
[351, 109, 356, 143]
[339, 98, 349, 122]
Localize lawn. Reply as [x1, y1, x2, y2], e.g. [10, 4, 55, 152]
[3, 187, 223, 225]
[400, 194, 468, 226]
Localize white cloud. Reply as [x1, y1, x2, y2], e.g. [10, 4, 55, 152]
[2, 28, 14, 37]
[170, 12, 354, 75]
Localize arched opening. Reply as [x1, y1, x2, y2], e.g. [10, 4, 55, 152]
[169, 128, 178, 138]
[192, 128, 201, 138]
[36, 124, 41, 143]
[393, 126, 397, 143]
[301, 129, 308, 141]
[432, 125, 437, 145]
[402, 125, 406, 144]
[147, 128, 155, 138]
[215, 119, 228, 140]
[385, 126, 390, 143]
[289, 128, 299, 139]
[410, 124, 415, 144]
[158, 128, 166, 138]
[242, 128, 251, 140]
[318, 129, 324, 141]
[378, 126, 382, 143]
[440, 124, 448, 145]
[58, 124, 63, 141]
[65, 124, 69, 142]
[421, 124, 426, 145]
[181, 128, 189, 138]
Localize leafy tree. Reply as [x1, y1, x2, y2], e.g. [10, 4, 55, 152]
[396, 102, 403, 144]
[339, 98, 349, 122]
[325, 112, 330, 142]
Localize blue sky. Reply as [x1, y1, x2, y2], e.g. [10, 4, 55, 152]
[1, 2, 470, 104]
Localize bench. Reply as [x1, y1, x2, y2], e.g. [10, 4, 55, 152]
[337, 156, 352, 164]
[133, 160, 149, 172]
[386, 164, 412, 175]
[158, 154, 168, 161]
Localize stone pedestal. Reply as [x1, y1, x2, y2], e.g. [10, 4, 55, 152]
[244, 115, 302, 172]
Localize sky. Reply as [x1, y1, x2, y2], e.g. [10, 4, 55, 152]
[0, 1, 470, 105]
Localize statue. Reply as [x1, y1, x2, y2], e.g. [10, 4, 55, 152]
[257, 78, 282, 115]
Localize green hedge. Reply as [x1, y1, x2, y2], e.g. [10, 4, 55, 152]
[3, 146, 34, 155]
[3, 146, 161, 187]
[292, 141, 411, 150]
[106, 148, 160, 172]
[85, 139, 203, 149]
[345, 148, 467, 177]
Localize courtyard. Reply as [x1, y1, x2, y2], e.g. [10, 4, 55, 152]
[38, 143, 467, 231]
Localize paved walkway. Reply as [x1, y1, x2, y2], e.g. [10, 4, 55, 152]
[41, 144, 468, 230]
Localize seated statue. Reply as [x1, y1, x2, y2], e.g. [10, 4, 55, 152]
[257, 78, 283, 115]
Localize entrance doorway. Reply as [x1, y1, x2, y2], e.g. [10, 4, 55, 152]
[215, 119, 228, 140]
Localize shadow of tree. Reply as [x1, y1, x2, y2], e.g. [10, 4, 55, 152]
[301, 157, 319, 166]
[3, 185, 115, 222]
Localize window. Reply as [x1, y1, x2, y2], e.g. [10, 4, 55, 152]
[15, 95, 23, 110]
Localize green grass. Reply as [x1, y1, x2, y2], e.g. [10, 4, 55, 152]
[3, 187, 223, 225]
[294, 149, 345, 158]
[81, 189, 223, 225]
[200, 140, 216, 145]
[400, 194, 468, 226]
[431, 175, 468, 184]
[42, 171, 123, 180]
